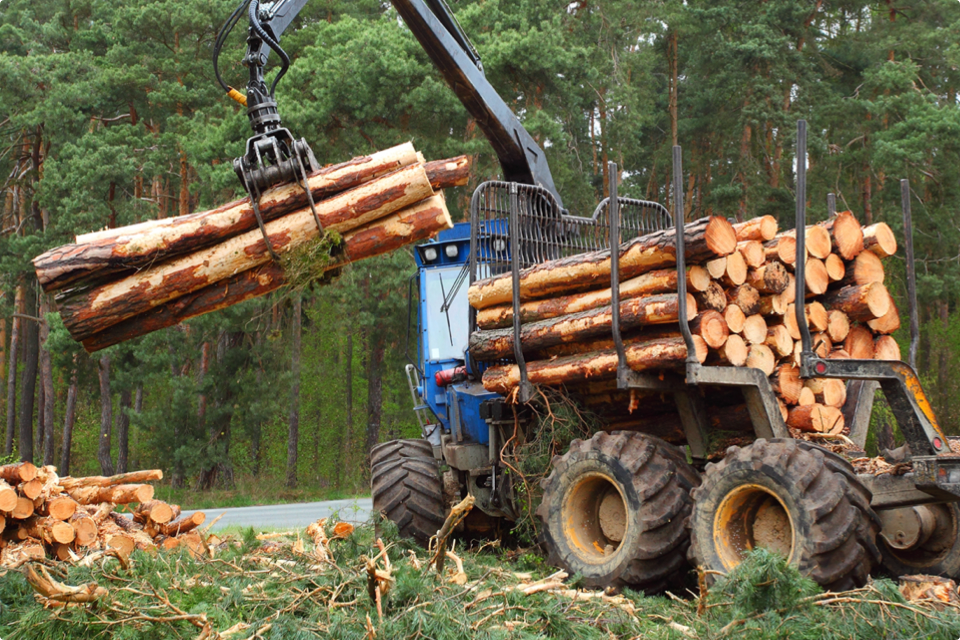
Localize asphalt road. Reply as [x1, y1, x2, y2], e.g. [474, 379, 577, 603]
[182, 497, 373, 531]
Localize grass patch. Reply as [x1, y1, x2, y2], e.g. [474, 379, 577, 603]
[152, 475, 365, 510]
[3, 523, 960, 639]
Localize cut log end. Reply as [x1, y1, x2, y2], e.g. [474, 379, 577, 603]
[874, 335, 902, 361]
[868, 294, 901, 335]
[705, 216, 739, 257]
[863, 222, 898, 258]
[737, 240, 765, 268]
[692, 310, 730, 349]
[746, 344, 776, 376]
[825, 253, 845, 282]
[742, 314, 768, 345]
[844, 325, 876, 360]
[828, 211, 865, 261]
[772, 364, 803, 404]
[826, 310, 851, 343]
[722, 250, 748, 286]
[723, 304, 746, 334]
[714, 334, 748, 367]
[787, 403, 844, 434]
[805, 258, 829, 295]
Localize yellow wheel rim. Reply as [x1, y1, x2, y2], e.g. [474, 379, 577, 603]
[713, 483, 796, 571]
[560, 472, 628, 564]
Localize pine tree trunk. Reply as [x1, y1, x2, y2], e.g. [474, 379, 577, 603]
[60, 361, 78, 476]
[18, 281, 39, 463]
[197, 342, 210, 433]
[668, 29, 678, 149]
[286, 295, 302, 489]
[251, 332, 264, 477]
[5, 286, 21, 455]
[39, 299, 55, 466]
[365, 335, 385, 455]
[97, 354, 114, 475]
[36, 361, 44, 458]
[939, 300, 950, 419]
[340, 330, 353, 492]
[133, 384, 143, 470]
[116, 387, 132, 474]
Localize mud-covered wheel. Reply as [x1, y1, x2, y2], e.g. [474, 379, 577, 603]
[536, 431, 700, 591]
[370, 439, 435, 469]
[878, 502, 960, 579]
[370, 440, 446, 547]
[689, 438, 881, 591]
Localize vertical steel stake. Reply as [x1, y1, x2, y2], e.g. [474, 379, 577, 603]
[794, 120, 814, 377]
[509, 184, 532, 403]
[609, 162, 629, 388]
[672, 146, 697, 380]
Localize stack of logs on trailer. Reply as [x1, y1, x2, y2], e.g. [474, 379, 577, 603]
[33, 143, 466, 353]
[467, 211, 900, 445]
[0, 462, 205, 566]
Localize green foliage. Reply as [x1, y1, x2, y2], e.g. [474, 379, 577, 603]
[4, 525, 960, 639]
[702, 549, 960, 639]
[711, 548, 820, 617]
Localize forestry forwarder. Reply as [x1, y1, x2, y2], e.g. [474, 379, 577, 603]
[220, 0, 960, 591]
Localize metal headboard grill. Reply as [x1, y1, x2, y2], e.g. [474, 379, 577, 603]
[467, 180, 672, 401]
[468, 182, 672, 278]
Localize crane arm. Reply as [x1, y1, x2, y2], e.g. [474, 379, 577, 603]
[390, 0, 563, 207]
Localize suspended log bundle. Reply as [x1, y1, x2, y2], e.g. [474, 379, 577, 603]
[0, 464, 205, 567]
[467, 210, 904, 440]
[34, 143, 462, 351]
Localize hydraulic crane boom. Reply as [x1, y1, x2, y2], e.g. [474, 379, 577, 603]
[217, 0, 563, 209]
[390, 0, 563, 208]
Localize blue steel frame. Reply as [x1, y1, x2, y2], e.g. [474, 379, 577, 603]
[412, 222, 499, 446]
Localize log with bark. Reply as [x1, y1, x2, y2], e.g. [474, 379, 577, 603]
[34, 145, 468, 292]
[482, 336, 708, 395]
[56, 163, 437, 341]
[79, 195, 453, 351]
[474, 267, 710, 330]
[787, 404, 845, 435]
[36, 145, 463, 351]
[468, 293, 696, 361]
[821, 282, 891, 322]
[468, 216, 738, 309]
[862, 222, 897, 257]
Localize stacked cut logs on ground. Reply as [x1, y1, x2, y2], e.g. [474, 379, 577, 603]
[468, 210, 901, 439]
[33, 143, 465, 352]
[0, 462, 206, 567]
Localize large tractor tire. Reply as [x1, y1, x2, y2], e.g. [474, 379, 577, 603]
[371, 439, 446, 547]
[878, 502, 960, 579]
[370, 439, 435, 468]
[536, 431, 700, 591]
[689, 439, 881, 591]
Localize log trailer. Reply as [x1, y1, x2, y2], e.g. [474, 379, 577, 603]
[223, 0, 960, 590]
